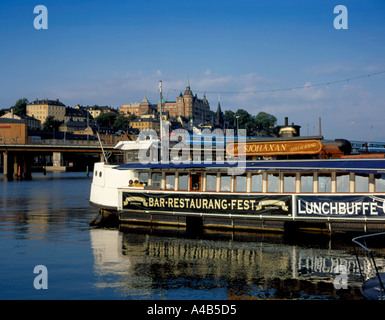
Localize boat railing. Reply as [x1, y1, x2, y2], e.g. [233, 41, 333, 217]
[352, 232, 385, 299]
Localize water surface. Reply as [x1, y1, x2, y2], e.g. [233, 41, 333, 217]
[0, 172, 376, 300]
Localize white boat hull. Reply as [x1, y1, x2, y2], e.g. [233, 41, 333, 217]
[90, 162, 138, 211]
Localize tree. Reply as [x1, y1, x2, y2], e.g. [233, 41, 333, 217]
[43, 116, 62, 131]
[236, 109, 253, 130]
[13, 98, 29, 115]
[224, 110, 236, 129]
[113, 115, 131, 130]
[254, 112, 277, 132]
[95, 112, 117, 127]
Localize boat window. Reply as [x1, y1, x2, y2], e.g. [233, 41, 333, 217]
[166, 174, 175, 190]
[251, 174, 262, 192]
[267, 173, 279, 193]
[151, 172, 162, 189]
[355, 174, 369, 192]
[138, 172, 148, 186]
[336, 173, 349, 193]
[318, 174, 331, 193]
[178, 173, 189, 191]
[375, 174, 385, 192]
[235, 175, 247, 192]
[125, 151, 133, 162]
[191, 173, 201, 191]
[283, 174, 296, 193]
[206, 174, 217, 191]
[220, 175, 232, 192]
[300, 174, 313, 193]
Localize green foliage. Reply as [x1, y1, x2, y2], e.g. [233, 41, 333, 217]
[43, 116, 62, 131]
[95, 113, 138, 130]
[95, 112, 117, 127]
[224, 109, 277, 135]
[255, 111, 277, 132]
[13, 98, 29, 115]
[113, 115, 131, 130]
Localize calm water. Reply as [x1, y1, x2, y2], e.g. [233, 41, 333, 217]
[0, 172, 378, 300]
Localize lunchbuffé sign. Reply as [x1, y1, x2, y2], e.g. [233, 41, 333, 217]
[297, 195, 385, 218]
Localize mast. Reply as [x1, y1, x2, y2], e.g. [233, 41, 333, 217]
[159, 80, 167, 163]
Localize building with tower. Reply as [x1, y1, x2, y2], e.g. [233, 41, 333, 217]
[162, 80, 211, 125]
[119, 81, 211, 126]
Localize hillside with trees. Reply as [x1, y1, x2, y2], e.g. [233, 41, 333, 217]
[224, 109, 277, 136]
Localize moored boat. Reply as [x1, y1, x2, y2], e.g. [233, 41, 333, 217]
[89, 133, 385, 233]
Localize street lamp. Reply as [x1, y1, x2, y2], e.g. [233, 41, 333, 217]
[351, 121, 357, 141]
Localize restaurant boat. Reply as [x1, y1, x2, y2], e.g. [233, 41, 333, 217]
[89, 132, 385, 233]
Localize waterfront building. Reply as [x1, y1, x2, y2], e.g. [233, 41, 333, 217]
[161, 81, 211, 125]
[26, 99, 66, 126]
[87, 105, 118, 118]
[119, 82, 211, 126]
[129, 117, 160, 132]
[120, 102, 140, 116]
[0, 118, 27, 144]
[1, 110, 41, 130]
[59, 120, 88, 133]
[64, 107, 90, 122]
[120, 95, 157, 117]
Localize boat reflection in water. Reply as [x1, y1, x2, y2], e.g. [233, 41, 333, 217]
[90, 226, 385, 300]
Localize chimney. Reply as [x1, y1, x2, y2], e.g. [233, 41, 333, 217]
[284, 117, 288, 126]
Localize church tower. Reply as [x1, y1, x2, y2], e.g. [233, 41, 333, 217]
[183, 78, 193, 117]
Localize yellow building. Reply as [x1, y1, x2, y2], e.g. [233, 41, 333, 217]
[120, 102, 141, 116]
[130, 118, 160, 132]
[26, 99, 66, 126]
[88, 105, 118, 118]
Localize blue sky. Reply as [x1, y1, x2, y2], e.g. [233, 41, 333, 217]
[1, 0, 385, 140]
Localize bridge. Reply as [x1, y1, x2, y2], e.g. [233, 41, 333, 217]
[0, 142, 120, 180]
